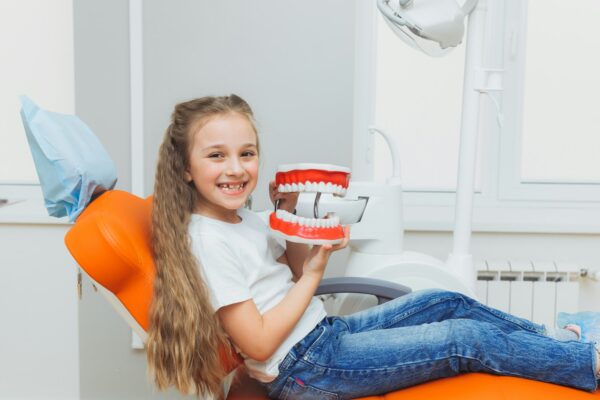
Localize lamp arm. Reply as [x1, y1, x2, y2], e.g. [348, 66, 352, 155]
[376, 0, 421, 32]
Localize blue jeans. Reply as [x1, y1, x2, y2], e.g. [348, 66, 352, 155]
[262, 289, 598, 399]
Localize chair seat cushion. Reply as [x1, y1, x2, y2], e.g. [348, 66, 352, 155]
[227, 371, 600, 399]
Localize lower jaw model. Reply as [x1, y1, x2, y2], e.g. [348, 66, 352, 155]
[269, 163, 350, 245]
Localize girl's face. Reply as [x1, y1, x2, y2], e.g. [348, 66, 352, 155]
[185, 112, 259, 223]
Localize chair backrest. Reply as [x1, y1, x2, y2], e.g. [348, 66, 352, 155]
[65, 190, 154, 338]
[64, 190, 240, 372]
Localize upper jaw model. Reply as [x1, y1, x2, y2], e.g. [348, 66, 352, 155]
[270, 163, 350, 245]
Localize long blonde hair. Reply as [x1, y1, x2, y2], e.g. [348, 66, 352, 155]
[147, 95, 258, 398]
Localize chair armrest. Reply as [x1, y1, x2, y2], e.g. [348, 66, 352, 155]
[316, 277, 411, 304]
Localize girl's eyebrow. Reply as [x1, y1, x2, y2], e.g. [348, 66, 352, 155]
[201, 143, 257, 151]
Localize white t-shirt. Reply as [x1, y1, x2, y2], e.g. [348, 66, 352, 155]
[188, 208, 326, 382]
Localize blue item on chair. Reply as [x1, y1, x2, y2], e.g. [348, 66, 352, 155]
[19, 96, 117, 221]
[557, 311, 600, 344]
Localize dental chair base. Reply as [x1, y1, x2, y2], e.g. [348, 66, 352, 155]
[345, 250, 475, 296]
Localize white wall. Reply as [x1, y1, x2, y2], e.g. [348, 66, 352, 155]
[0, 223, 79, 399]
[0, 1, 79, 398]
[142, 0, 355, 206]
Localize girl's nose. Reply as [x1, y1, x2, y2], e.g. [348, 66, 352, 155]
[226, 157, 245, 175]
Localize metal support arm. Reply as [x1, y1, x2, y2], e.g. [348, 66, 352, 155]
[316, 277, 411, 304]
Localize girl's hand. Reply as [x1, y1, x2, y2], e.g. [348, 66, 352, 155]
[302, 226, 350, 278]
[269, 180, 299, 213]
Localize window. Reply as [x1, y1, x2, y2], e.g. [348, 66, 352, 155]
[373, 10, 475, 192]
[0, 0, 74, 183]
[354, 0, 600, 232]
[499, 0, 600, 201]
[0, 0, 74, 215]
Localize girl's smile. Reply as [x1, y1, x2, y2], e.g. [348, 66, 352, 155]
[216, 181, 248, 195]
[184, 112, 258, 223]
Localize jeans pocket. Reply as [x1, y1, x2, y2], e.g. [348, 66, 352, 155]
[295, 325, 329, 362]
[280, 376, 338, 400]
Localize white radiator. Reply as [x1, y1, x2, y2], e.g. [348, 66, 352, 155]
[476, 260, 581, 329]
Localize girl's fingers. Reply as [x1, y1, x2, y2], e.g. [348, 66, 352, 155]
[309, 244, 322, 258]
[311, 243, 332, 258]
[331, 226, 350, 250]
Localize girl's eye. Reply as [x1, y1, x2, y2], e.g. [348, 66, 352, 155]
[242, 151, 256, 157]
[208, 153, 224, 158]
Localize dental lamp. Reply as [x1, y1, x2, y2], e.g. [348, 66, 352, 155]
[290, 0, 497, 306]
[376, 0, 478, 56]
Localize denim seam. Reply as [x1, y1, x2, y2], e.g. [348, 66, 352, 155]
[299, 353, 469, 375]
[365, 294, 543, 334]
[301, 352, 597, 391]
[365, 294, 465, 331]
[465, 351, 598, 392]
[591, 342, 599, 390]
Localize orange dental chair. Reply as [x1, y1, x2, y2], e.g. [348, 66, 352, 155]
[64, 190, 600, 399]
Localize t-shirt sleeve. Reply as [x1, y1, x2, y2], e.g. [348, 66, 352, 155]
[191, 234, 252, 311]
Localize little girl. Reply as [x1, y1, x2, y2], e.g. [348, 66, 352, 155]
[146, 95, 600, 399]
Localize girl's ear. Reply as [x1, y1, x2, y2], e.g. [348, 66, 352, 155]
[184, 169, 192, 182]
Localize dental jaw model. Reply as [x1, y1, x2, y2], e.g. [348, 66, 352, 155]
[269, 164, 350, 245]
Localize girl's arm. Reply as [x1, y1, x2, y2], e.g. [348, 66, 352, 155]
[278, 241, 309, 281]
[218, 228, 349, 362]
